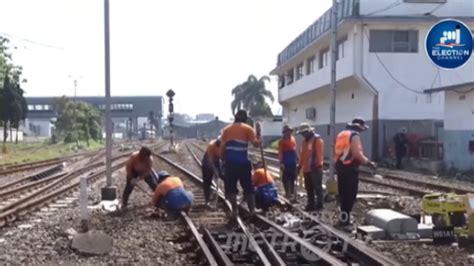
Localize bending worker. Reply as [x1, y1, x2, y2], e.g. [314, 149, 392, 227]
[122, 146, 158, 208]
[151, 171, 193, 216]
[252, 161, 279, 212]
[201, 136, 224, 206]
[297, 123, 324, 211]
[278, 125, 298, 201]
[335, 117, 376, 227]
[220, 109, 261, 220]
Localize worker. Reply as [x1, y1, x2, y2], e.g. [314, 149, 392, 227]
[335, 117, 376, 227]
[252, 161, 279, 212]
[122, 146, 158, 208]
[278, 125, 298, 201]
[297, 123, 324, 211]
[201, 136, 224, 206]
[151, 171, 193, 216]
[220, 109, 261, 220]
[393, 127, 408, 169]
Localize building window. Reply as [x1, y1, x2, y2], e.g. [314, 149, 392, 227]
[296, 63, 304, 80]
[43, 105, 51, 111]
[369, 30, 418, 53]
[286, 69, 294, 85]
[336, 36, 348, 61]
[35, 105, 43, 111]
[306, 56, 315, 75]
[278, 75, 285, 89]
[319, 48, 329, 69]
[28, 105, 34, 111]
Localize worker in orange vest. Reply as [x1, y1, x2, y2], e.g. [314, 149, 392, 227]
[335, 117, 376, 227]
[252, 161, 279, 212]
[201, 136, 224, 207]
[297, 123, 324, 211]
[220, 110, 261, 220]
[278, 125, 298, 201]
[151, 171, 193, 218]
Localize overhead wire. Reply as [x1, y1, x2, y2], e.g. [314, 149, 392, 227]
[0, 32, 64, 50]
[366, 0, 402, 16]
[363, 28, 427, 94]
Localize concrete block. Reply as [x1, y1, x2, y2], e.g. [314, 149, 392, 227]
[357, 225, 386, 240]
[71, 230, 113, 255]
[366, 209, 418, 235]
[418, 223, 433, 239]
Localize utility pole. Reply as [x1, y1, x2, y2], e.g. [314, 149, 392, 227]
[101, 0, 116, 201]
[329, 0, 338, 182]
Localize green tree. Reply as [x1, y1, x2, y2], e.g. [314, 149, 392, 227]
[0, 36, 28, 149]
[230, 74, 274, 118]
[55, 101, 102, 146]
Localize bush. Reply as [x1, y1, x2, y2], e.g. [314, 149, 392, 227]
[64, 132, 77, 143]
[51, 134, 58, 144]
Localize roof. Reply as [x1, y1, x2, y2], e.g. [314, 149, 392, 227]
[424, 82, 474, 93]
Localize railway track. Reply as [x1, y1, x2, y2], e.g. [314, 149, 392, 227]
[0, 150, 97, 176]
[246, 148, 474, 197]
[0, 142, 164, 228]
[154, 141, 399, 265]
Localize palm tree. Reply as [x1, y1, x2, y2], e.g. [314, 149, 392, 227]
[230, 75, 274, 118]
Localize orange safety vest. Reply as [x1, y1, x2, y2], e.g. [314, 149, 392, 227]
[334, 130, 357, 165]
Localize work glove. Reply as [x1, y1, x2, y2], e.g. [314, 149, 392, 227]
[367, 161, 377, 169]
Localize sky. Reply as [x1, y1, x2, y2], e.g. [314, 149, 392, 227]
[0, 0, 333, 121]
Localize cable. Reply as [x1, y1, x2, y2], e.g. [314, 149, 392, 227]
[366, 0, 402, 16]
[363, 29, 425, 94]
[0, 32, 64, 50]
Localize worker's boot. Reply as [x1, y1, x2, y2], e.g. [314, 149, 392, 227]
[283, 182, 290, 199]
[228, 194, 239, 219]
[245, 194, 256, 217]
[290, 183, 297, 203]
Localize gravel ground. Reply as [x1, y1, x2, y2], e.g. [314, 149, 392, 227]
[0, 144, 189, 265]
[193, 140, 474, 265]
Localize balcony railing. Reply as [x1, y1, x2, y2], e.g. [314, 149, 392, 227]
[277, 0, 359, 67]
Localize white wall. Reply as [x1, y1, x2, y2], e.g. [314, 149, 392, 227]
[27, 119, 52, 137]
[359, 0, 474, 17]
[260, 118, 282, 137]
[0, 128, 23, 142]
[278, 27, 355, 102]
[445, 90, 474, 130]
[284, 78, 374, 127]
[361, 21, 474, 120]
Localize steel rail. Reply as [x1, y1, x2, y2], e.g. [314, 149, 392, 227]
[255, 149, 474, 195]
[0, 164, 66, 192]
[0, 142, 165, 227]
[187, 142, 348, 265]
[201, 227, 234, 266]
[154, 150, 272, 266]
[180, 211, 219, 266]
[196, 141, 400, 265]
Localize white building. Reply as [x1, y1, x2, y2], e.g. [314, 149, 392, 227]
[270, 0, 474, 160]
[196, 113, 216, 122]
[425, 82, 474, 171]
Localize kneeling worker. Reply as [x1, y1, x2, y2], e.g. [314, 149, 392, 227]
[151, 171, 193, 215]
[122, 146, 158, 208]
[252, 162, 279, 212]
